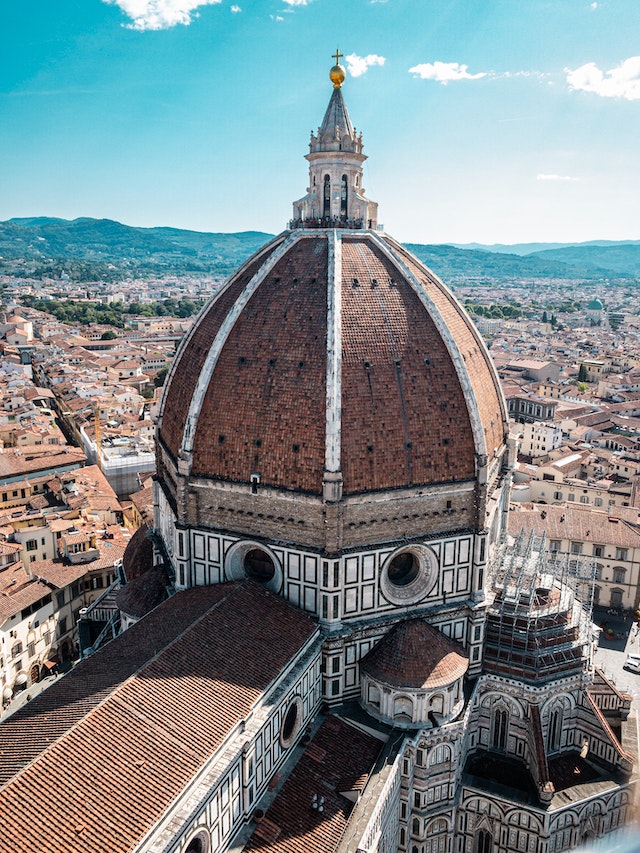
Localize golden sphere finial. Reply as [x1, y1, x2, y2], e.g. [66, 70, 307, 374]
[330, 48, 346, 88]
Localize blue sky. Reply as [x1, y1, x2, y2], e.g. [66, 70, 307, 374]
[1, 0, 639, 244]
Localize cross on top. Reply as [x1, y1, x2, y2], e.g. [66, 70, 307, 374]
[332, 48, 343, 66]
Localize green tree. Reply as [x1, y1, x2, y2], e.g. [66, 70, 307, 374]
[154, 366, 169, 387]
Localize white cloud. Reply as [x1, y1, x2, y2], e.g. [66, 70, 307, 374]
[566, 56, 640, 101]
[282, 0, 309, 5]
[345, 53, 386, 78]
[270, 13, 284, 21]
[104, 0, 221, 30]
[591, 2, 597, 8]
[408, 61, 486, 83]
[537, 173, 580, 182]
[230, 4, 241, 11]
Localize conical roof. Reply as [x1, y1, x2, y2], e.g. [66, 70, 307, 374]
[317, 86, 355, 147]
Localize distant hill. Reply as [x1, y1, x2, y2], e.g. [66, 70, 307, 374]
[453, 239, 640, 256]
[404, 243, 627, 282]
[528, 244, 640, 277]
[0, 217, 637, 283]
[0, 217, 274, 280]
[448, 239, 640, 278]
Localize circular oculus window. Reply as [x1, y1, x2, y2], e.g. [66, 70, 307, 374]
[380, 545, 437, 605]
[225, 541, 282, 593]
[244, 548, 276, 583]
[280, 696, 304, 748]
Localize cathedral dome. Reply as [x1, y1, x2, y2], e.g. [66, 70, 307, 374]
[156, 60, 508, 541]
[157, 228, 506, 498]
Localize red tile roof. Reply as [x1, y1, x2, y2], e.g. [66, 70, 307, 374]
[361, 618, 468, 689]
[0, 446, 86, 481]
[0, 568, 51, 623]
[508, 503, 640, 549]
[244, 716, 382, 853]
[0, 582, 318, 853]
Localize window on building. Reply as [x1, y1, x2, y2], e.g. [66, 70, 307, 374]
[568, 493, 575, 502]
[492, 708, 508, 751]
[11, 642, 23, 658]
[593, 545, 604, 558]
[554, 492, 563, 501]
[475, 829, 493, 853]
[548, 707, 563, 752]
[549, 540, 560, 552]
[25, 540, 37, 551]
[613, 567, 626, 584]
[616, 548, 628, 561]
[340, 174, 348, 220]
[610, 588, 624, 608]
[571, 542, 582, 555]
[594, 498, 603, 507]
[579, 495, 589, 504]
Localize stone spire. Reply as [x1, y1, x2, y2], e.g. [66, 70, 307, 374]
[291, 54, 378, 230]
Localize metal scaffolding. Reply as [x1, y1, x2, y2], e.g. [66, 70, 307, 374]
[484, 531, 597, 683]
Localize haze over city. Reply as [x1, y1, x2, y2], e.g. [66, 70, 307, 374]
[2, 0, 640, 245]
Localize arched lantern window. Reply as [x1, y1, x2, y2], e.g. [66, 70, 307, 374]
[323, 175, 331, 217]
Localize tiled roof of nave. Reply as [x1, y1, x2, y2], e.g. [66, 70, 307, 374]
[0, 582, 317, 853]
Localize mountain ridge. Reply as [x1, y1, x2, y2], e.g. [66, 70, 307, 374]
[1, 217, 638, 282]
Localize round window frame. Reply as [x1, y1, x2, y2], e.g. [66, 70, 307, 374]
[183, 828, 211, 853]
[380, 545, 437, 606]
[225, 540, 283, 593]
[280, 696, 304, 748]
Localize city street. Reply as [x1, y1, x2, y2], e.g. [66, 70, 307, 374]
[593, 608, 640, 706]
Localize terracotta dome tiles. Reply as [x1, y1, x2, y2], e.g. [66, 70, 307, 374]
[190, 236, 329, 492]
[158, 229, 507, 496]
[362, 618, 469, 689]
[384, 236, 506, 458]
[159, 235, 288, 459]
[340, 237, 476, 493]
